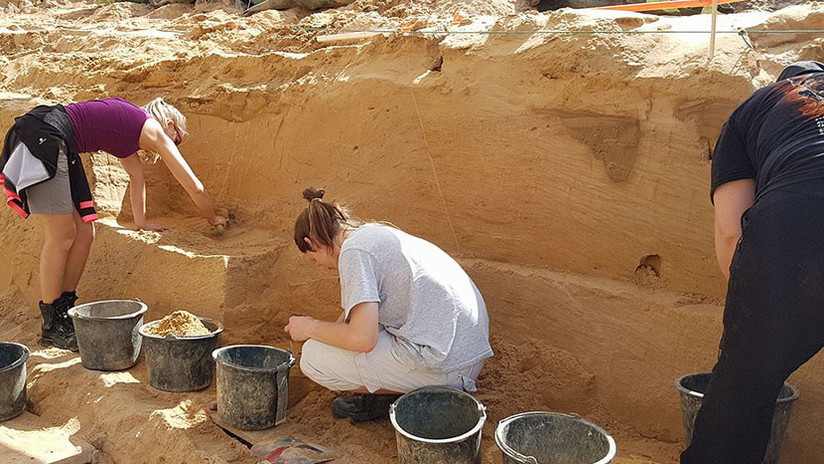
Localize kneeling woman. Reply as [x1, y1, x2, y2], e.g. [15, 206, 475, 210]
[285, 188, 493, 421]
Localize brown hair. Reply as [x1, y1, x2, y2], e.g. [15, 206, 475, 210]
[294, 187, 361, 253]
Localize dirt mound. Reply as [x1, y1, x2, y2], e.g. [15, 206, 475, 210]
[145, 310, 211, 337]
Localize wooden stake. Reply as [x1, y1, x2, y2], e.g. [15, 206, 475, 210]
[709, 0, 719, 59]
[316, 31, 381, 43]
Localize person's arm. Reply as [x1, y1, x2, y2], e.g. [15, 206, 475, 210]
[119, 154, 167, 231]
[285, 302, 379, 353]
[138, 119, 226, 226]
[710, 99, 760, 282]
[713, 179, 755, 281]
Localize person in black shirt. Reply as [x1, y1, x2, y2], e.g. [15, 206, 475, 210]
[681, 61, 824, 464]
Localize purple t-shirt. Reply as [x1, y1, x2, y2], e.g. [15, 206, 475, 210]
[64, 98, 151, 158]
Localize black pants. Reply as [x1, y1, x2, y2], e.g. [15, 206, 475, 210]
[681, 192, 824, 464]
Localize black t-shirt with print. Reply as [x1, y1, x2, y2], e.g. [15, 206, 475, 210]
[711, 72, 824, 203]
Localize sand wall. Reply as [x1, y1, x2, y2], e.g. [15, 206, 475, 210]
[2, 2, 824, 462]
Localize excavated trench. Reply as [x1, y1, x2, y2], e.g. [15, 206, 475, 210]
[1, 1, 824, 462]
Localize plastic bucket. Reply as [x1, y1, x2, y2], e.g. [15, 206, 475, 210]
[390, 386, 486, 464]
[68, 300, 147, 371]
[495, 411, 617, 464]
[676, 372, 798, 464]
[0, 342, 29, 421]
[212, 345, 295, 430]
[139, 318, 223, 392]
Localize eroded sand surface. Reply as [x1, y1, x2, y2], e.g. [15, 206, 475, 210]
[1, 0, 823, 462]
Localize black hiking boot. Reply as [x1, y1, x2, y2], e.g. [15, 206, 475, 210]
[61, 290, 78, 308]
[331, 394, 401, 422]
[39, 299, 78, 352]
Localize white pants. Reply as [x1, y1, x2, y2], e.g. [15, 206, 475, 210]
[300, 330, 484, 393]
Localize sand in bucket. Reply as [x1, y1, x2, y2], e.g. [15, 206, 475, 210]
[144, 310, 210, 337]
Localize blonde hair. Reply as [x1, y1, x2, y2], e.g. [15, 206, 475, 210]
[142, 97, 189, 144]
[138, 97, 189, 163]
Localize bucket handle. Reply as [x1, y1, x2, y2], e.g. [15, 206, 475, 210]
[508, 450, 539, 463]
[211, 346, 298, 367]
[278, 351, 296, 372]
[497, 412, 616, 464]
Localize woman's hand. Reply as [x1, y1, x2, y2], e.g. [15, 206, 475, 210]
[283, 304, 378, 352]
[209, 215, 228, 227]
[138, 119, 220, 225]
[284, 316, 317, 342]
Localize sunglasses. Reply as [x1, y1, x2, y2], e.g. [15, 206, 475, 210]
[169, 122, 187, 146]
[173, 124, 184, 146]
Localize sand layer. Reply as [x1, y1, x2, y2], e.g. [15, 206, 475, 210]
[1, 0, 823, 463]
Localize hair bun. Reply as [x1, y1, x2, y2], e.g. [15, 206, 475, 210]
[302, 187, 326, 203]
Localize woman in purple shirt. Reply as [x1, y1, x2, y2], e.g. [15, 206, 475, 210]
[3, 97, 226, 350]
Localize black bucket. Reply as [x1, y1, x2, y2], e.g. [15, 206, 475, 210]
[676, 372, 798, 464]
[68, 300, 147, 371]
[212, 345, 295, 430]
[390, 386, 486, 464]
[139, 318, 223, 392]
[495, 412, 617, 464]
[0, 342, 29, 422]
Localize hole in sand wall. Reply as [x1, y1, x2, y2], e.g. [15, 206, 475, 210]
[703, 136, 714, 161]
[431, 55, 443, 72]
[635, 254, 662, 277]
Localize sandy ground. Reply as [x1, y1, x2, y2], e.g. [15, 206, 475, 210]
[1, 0, 824, 462]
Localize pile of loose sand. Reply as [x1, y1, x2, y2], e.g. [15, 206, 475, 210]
[145, 310, 211, 337]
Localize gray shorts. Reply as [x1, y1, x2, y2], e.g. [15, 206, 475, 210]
[26, 146, 73, 215]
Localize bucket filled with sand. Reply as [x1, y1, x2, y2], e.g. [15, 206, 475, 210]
[139, 311, 223, 392]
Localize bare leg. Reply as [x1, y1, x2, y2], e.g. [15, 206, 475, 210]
[39, 214, 76, 304]
[62, 209, 94, 294]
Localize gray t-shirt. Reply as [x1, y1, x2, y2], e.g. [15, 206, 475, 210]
[339, 224, 493, 372]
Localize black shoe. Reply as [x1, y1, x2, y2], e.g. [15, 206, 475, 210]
[331, 394, 401, 422]
[39, 300, 78, 352]
[61, 291, 78, 308]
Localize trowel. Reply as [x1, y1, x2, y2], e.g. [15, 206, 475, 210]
[252, 436, 339, 464]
